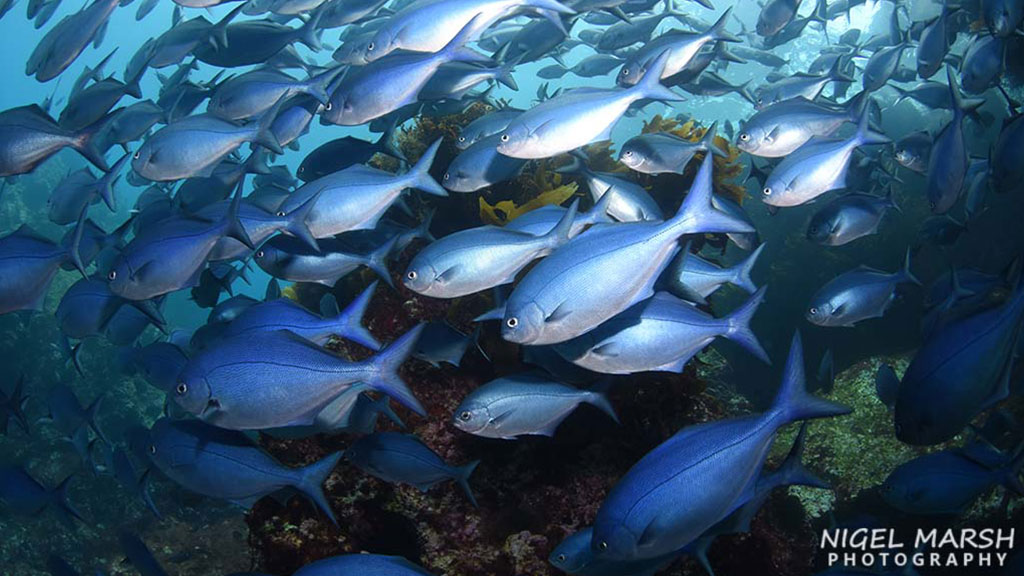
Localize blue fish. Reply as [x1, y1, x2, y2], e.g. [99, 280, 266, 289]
[148, 417, 342, 524]
[345, 431, 480, 506]
[806, 188, 900, 247]
[254, 233, 396, 288]
[118, 531, 170, 576]
[110, 446, 160, 518]
[894, 269, 1024, 445]
[880, 444, 1024, 515]
[220, 281, 380, 349]
[265, 383, 404, 438]
[173, 324, 426, 429]
[554, 288, 769, 374]
[0, 467, 83, 526]
[0, 224, 84, 315]
[0, 375, 30, 436]
[806, 250, 919, 327]
[117, 341, 190, 394]
[56, 277, 164, 340]
[664, 243, 764, 303]
[591, 333, 849, 560]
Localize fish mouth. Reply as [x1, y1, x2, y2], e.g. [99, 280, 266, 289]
[200, 396, 221, 417]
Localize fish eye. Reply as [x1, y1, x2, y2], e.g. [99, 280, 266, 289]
[500, 134, 509, 142]
[107, 270, 117, 281]
[276, 210, 286, 216]
[325, 102, 332, 111]
[757, 98, 763, 105]
[928, 201, 935, 209]
[739, 133, 749, 141]
[133, 151, 140, 160]
[506, 317, 518, 328]
[557, 554, 566, 562]
[256, 250, 264, 258]
[762, 187, 772, 196]
[809, 307, 817, 315]
[176, 382, 187, 395]
[407, 270, 417, 280]
[622, 68, 629, 76]
[458, 136, 465, 142]
[623, 150, 632, 157]
[459, 410, 471, 421]
[599, 542, 608, 551]
[367, 42, 375, 51]
[443, 173, 450, 180]
[149, 445, 156, 455]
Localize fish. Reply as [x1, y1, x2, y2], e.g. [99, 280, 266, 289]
[880, 445, 1024, 515]
[456, 107, 522, 149]
[345, 431, 480, 506]
[118, 341, 190, 394]
[806, 250, 919, 327]
[806, 188, 900, 246]
[554, 288, 769, 374]
[0, 224, 83, 315]
[220, 281, 381, 350]
[916, 5, 954, 80]
[107, 186, 253, 301]
[502, 193, 613, 237]
[990, 111, 1024, 194]
[761, 107, 889, 207]
[757, 0, 800, 37]
[0, 467, 82, 526]
[0, 104, 109, 176]
[96, 100, 165, 153]
[616, 9, 740, 87]
[297, 125, 405, 182]
[363, 0, 574, 62]
[47, 154, 129, 224]
[555, 151, 663, 222]
[590, 333, 849, 560]
[960, 35, 1005, 94]
[452, 372, 618, 438]
[207, 67, 340, 122]
[279, 139, 445, 239]
[861, 36, 911, 93]
[664, 243, 764, 302]
[322, 19, 490, 125]
[254, 233, 395, 287]
[753, 58, 853, 109]
[924, 69, 979, 214]
[147, 417, 342, 524]
[737, 93, 863, 158]
[403, 200, 577, 298]
[710, 194, 759, 251]
[291, 554, 436, 576]
[413, 322, 481, 367]
[893, 264, 1024, 445]
[618, 122, 726, 174]
[442, 133, 528, 192]
[420, 59, 520, 101]
[173, 324, 426, 429]
[131, 103, 284, 181]
[193, 16, 323, 68]
[55, 277, 164, 340]
[27, 0, 121, 82]
[499, 154, 752, 345]
[982, 0, 1024, 37]
[496, 51, 682, 159]
[893, 130, 931, 173]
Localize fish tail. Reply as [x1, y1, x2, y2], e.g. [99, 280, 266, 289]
[883, 184, 902, 214]
[70, 115, 112, 172]
[585, 387, 620, 425]
[724, 286, 770, 364]
[296, 451, 342, 526]
[454, 460, 481, 507]
[496, 60, 519, 91]
[296, 7, 324, 51]
[731, 242, 765, 294]
[138, 469, 162, 519]
[282, 189, 321, 252]
[220, 178, 255, 250]
[412, 207, 437, 243]
[541, 198, 578, 248]
[700, 121, 728, 158]
[554, 150, 585, 174]
[827, 53, 855, 83]
[633, 50, 684, 103]
[853, 104, 889, 146]
[771, 332, 852, 427]
[67, 205, 89, 280]
[95, 152, 129, 212]
[669, 154, 755, 237]
[50, 475, 85, 527]
[252, 96, 286, 155]
[407, 138, 447, 197]
[441, 15, 491, 64]
[771, 423, 829, 490]
[336, 281, 382, 351]
[364, 237, 397, 288]
[372, 395, 405, 428]
[708, 7, 740, 42]
[305, 66, 344, 106]
[899, 247, 921, 286]
[368, 323, 427, 416]
[376, 117, 408, 164]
